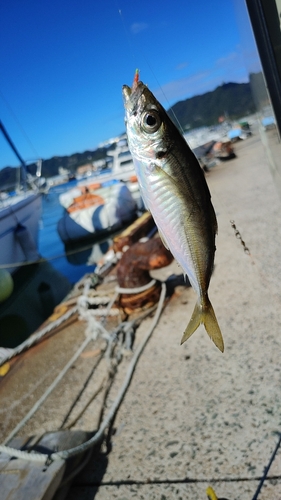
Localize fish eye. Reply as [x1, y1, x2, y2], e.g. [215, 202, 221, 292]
[141, 110, 161, 133]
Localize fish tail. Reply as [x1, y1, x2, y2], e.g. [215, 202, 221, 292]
[181, 296, 224, 352]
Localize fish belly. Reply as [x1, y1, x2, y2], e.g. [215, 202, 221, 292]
[144, 168, 200, 295]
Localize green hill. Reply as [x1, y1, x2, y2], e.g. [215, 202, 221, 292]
[0, 145, 112, 188]
[167, 81, 255, 130]
[37, 146, 110, 178]
[0, 79, 257, 187]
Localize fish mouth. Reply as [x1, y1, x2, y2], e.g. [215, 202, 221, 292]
[122, 85, 132, 105]
[122, 81, 146, 114]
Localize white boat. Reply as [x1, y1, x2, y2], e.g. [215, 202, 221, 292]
[57, 181, 139, 245]
[0, 191, 42, 274]
[0, 123, 71, 341]
[0, 121, 42, 274]
[57, 138, 144, 245]
[0, 191, 71, 346]
[59, 138, 139, 209]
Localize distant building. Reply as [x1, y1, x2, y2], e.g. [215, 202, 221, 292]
[76, 163, 94, 175]
[58, 166, 69, 175]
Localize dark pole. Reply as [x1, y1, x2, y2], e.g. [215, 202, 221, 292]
[245, 0, 281, 137]
[0, 120, 27, 188]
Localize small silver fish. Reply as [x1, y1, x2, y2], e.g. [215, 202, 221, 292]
[122, 73, 224, 352]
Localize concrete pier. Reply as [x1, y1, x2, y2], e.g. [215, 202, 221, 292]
[69, 134, 281, 499]
[1, 133, 281, 499]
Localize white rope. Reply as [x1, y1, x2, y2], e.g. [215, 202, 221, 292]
[2, 335, 93, 446]
[0, 277, 111, 368]
[0, 281, 157, 367]
[115, 279, 156, 294]
[0, 306, 78, 367]
[0, 347, 13, 360]
[102, 290, 119, 319]
[1, 277, 108, 445]
[0, 283, 166, 463]
[80, 308, 120, 318]
[80, 295, 111, 305]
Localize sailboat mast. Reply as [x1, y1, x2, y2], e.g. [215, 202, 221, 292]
[0, 120, 27, 189]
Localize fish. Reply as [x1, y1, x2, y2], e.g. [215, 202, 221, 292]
[122, 71, 224, 352]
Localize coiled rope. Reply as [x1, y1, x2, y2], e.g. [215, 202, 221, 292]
[2, 334, 94, 446]
[0, 271, 143, 367]
[0, 306, 78, 367]
[115, 279, 156, 294]
[0, 282, 166, 464]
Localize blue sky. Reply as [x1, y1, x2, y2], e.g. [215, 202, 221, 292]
[0, 0, 261, 169]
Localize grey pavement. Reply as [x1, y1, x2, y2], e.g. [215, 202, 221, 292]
[1, 133, 281, 500]
[66, 134, 281, 499]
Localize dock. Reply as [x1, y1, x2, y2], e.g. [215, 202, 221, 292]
[1, 133, 281, 499]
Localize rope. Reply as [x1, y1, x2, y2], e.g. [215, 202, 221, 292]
[0, 282, 166, 463]
[115, 279, 156, 294]
[1, 281, 113, 445]
[78, 306, 120, 317]
[2, 334, 94, 445]
[102, 290, 119, 319]
[80, 295, 112, 305]
[1, 276, 99, 442]
[0, 275, 115, 367]
[0, 306, 78, 367]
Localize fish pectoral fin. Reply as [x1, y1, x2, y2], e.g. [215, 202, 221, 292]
[158, 229, 170, 250]
[153, 163, 199, 222]
[153, 164, 183, 191]
[181, 298, 224, 352]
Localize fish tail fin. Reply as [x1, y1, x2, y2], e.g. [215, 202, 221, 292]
[180, 301, 202, 345]
[181, 296, 224, 352]
[203, 297, 224, 352]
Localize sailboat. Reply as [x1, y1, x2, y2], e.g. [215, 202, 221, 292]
[0, 121, 71, 346]
[0, 121, 42, 274]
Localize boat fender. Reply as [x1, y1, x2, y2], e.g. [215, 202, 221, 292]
[0, 269, 14, 302]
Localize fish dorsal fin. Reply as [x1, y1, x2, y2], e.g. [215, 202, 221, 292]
[158, 229, 170, 250]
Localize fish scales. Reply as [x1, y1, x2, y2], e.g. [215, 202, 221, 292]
[122, 77, 224, 352]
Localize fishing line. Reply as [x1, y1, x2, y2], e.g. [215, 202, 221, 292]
[209, 144, 281, 492]
[230, 220, 251, 256]
[116, 0, 272, 280]
[116, 7, 281, 491]
[210, 151, 281, 308]
[115, 2, 139, 69]
[212, 177, 281, 313]
[115, 1, 184, 135]
[204, 158, 254, 263]
[0, 236, 112, 270]
[116, 0, 281, 319]
[142, 58, 185, 136]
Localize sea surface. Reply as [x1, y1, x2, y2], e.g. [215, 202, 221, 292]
[38, 180, 110, 285]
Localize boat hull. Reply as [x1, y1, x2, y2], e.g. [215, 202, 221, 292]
[57, 183, 138, 245]
[0, 259, 71, 347]
[0, 192, 42, 274]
